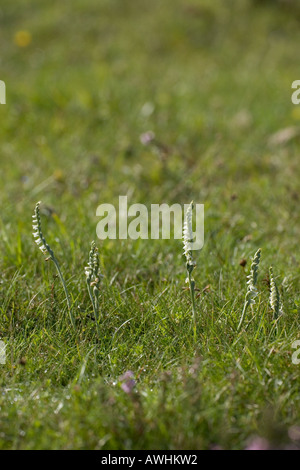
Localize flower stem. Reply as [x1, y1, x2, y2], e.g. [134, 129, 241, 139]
[237, 300, 249, 334]
[188, 270, 197, 341]
[86, 280, 101, 338]
[52, 256, 76, 330]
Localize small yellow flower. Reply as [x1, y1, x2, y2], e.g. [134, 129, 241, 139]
[291, 107, 300, 121]
[14, 30, 32, 48]
[53, 169, 64, 182]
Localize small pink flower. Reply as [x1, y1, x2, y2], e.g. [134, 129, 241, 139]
[120, 370, 136, 394]
[288, 425, 300, 442]
[140, 131, 155, 146]
[245, 436, 270, 450]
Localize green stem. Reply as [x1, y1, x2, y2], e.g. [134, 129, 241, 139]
[86, 281, 101, 338]
[188, 270, 197, 341]
[52, 256, 76, 330]
[237, 300, 249, 333]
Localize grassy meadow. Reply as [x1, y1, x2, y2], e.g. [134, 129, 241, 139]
[0, 0, 300, 449]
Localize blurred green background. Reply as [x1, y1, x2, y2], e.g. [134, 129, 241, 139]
[1, 0, 299, 283]
[0, 0, 300, 450]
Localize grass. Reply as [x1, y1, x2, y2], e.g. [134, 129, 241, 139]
[0, 0, 300, 449]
